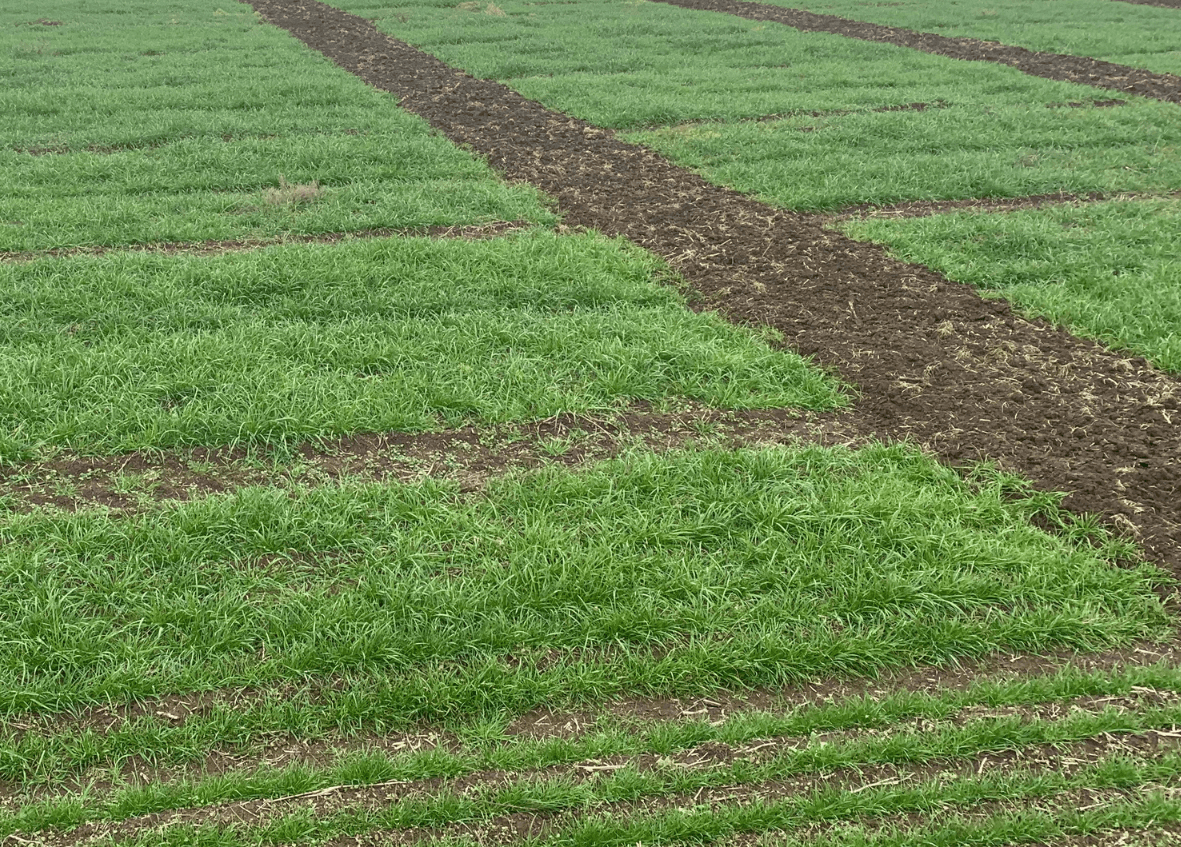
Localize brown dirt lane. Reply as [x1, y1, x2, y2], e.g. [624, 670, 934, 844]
[652, 0, 1181, 104]
[241, 0, 1181, 574]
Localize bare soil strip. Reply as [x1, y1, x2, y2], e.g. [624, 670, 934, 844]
[651, 0, 1181, 104]
[0, 406, 855, 513]
[829, 190, 1181, 221]
[21, 731, 1181, 847]
[0, 221, 532, 264]
[241, 0, 1181, 573]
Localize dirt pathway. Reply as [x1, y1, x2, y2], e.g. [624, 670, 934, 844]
[240, 0, 1180, 573]
[652, 0, 1181, 104]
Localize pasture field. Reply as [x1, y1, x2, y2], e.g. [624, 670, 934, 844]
[4, 0, 1181, 845]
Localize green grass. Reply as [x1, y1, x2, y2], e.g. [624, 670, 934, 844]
[747, 0, 1181, 77]
[7, 659, 1181, 819]
[0, 0, 555, 250]
[0, 231, 839, 460]
[842, 198, 1181, 372]
[629, 103, 1181, 211]
[337, 0, 1181, 210]
[340, 0, 1129, 129]
[0, 445, 1166, 717]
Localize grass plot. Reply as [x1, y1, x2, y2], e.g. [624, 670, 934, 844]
[0, 444, 1165, 723]
[843, 198, 1181, 372]
[0, 0, 554, 250]
[0, 232, 841, 461]
[631, 102, 1181, 211]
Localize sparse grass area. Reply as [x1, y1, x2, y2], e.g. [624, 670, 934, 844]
[750, 0, 1181, 76]
[341, 0, 1122, 128]
[0, 232, 840, 460]
[0, 0, 555, 250]
[842, 198, 1181, 372]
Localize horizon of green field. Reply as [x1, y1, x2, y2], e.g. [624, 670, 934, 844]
[342, 0, 1140, 128]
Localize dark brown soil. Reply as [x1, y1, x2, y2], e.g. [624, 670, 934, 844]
[653, 0, 1181, 104]
[242, 0, 1181, 575]
[0, 220, 531, 264]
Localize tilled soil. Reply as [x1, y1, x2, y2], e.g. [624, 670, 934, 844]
[244, 0, 1181, 572]
[652, 0, 1181, 104]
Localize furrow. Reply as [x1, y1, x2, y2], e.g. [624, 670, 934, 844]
[19, 729, 1181, 847]
[0, 407, 855, 514]
[8, 688, 1181, 839]
[828, 190, 1181, 222]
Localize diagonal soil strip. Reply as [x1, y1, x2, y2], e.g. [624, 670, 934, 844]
[243, 0, 1181, 571]
[828, 190, 1181, 222]
[0, 221, 533, 264]
[651, 0, 1181, 104]
[23, 730, 1181, 846]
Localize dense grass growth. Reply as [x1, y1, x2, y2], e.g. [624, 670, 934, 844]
[0, 445, 1166, 716]
[340, 0, 1120, 128]
[0, 0, 554, 249]
[843, 199, 1181, 372]
[339, 0, 1181, 209]
[0, 232, 840, 460]
[750, 0, 1181, 76]
[630, 102, 1181, 210]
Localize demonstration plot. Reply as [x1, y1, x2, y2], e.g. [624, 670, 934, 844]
[1, 446, 1165, 762]
[843, 198, 1181, 373]
[747, 0, 1181, 76]
[0, 232, 841, 461]
[0, 0, 554, 250]
[631, 102, 1181, 210]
